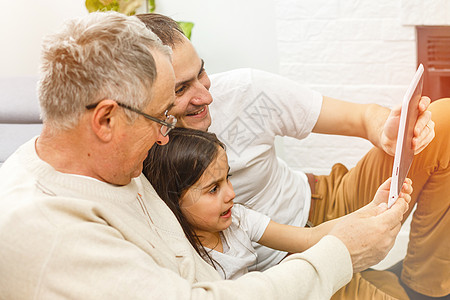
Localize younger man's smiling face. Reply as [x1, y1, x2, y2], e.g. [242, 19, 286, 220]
[169, 37, 213, 131]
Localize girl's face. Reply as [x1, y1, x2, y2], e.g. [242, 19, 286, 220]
[180, 147, 235, 235]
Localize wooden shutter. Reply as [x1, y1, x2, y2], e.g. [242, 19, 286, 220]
[417, 26, 450, 101]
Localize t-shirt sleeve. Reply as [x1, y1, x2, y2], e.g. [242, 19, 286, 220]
[232, 204, 270, 242]
[209, 68, 323, 142]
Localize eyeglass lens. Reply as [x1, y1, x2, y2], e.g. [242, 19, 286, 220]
[161, 114, 176, 136]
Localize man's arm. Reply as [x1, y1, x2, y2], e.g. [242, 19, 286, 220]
[328, 178, 411, 273]
[258, 178, 412, 270]
[313, 96, 434, 156]
[312, 96, 387, 140]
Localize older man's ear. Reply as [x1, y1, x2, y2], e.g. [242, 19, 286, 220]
[88, 100, 121, 143]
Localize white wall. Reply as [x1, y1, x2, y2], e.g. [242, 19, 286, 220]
[275, 0, 450, 175]
[0, 0, 279, 77]
[0, 0, 87, 76]
[275, 0, 416, 174]
[155, 0, 279, 74]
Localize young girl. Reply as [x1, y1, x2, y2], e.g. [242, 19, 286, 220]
[143, 128, 412, 279]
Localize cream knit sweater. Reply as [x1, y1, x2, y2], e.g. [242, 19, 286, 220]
[0, 137, 352, 299]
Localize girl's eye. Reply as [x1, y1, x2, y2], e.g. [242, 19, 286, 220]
[226, 174, 232, 181]
[209, 185, 218, 194]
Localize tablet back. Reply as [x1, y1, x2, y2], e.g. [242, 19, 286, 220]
[388, 64, 424, 208]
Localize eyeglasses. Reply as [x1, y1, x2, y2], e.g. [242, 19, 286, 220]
[86, 101, 177, 137]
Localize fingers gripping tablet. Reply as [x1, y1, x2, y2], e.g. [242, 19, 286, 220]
[388, 64, 424, 208]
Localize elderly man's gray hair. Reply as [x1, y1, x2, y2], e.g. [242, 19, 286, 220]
[38, 11, 171, 130]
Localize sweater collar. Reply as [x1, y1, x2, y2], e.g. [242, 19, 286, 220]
[19, 137, 142, 203]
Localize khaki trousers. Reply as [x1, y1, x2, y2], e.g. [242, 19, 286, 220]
[309, 98, 450, 299]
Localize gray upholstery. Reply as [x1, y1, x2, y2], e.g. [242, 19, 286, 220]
[0, 77, 42, 166]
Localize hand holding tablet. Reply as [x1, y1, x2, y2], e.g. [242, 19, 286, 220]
[388, 64, 424, 208]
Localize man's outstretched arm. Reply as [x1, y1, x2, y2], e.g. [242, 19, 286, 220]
[312, 96, 434, 156]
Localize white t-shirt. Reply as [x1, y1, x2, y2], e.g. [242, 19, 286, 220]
[205, 205, 271, 280]
[209, 68, 323, 270]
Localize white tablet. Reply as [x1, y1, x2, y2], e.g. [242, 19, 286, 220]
[388, 64, 424, 208]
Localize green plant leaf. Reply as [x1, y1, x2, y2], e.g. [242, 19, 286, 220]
[85, 0, 144, 15]
[148, 0, 155, 12]
[177, 21, 194, 40]
[85, 0, 120, 13]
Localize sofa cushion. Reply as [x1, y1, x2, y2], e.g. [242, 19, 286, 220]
[0, 77, 42, 166]
[0, 76, 41, 123]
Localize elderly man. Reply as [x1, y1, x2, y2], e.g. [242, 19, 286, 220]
[0, 11, 411, 300]
[137, 13, 449, 299]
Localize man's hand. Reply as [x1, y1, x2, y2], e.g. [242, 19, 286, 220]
[329, 178, 412, 273]
[380, 96, 435, 156]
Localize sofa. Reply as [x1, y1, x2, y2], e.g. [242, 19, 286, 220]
[0, 77, 42, 167]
